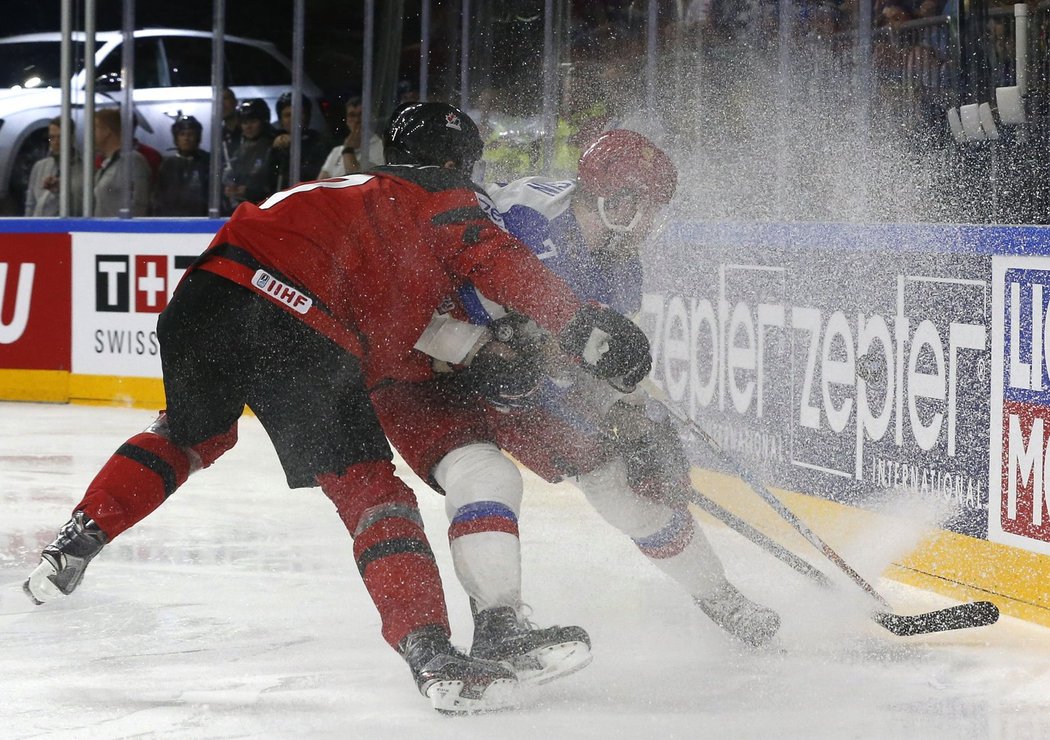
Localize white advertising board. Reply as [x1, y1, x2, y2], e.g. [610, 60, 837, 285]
[71, 231, 213, 378]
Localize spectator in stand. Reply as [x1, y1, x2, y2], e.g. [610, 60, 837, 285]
[220, 88, 242, 158]
[874, 0, 939, 26]
[153, 115, 210, 217]
[25, 117, 83, 217]
[91, 116, 161, 185]
[397, 79, 421, 105]
[266, 92, 328, 192]
[93, 108, 151, 217]
[222, 98, 275, 213]
[317, 96, 384, 178]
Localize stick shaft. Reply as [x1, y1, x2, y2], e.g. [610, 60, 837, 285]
[660, 401, 892, 609]
[685, 486, 833, 586]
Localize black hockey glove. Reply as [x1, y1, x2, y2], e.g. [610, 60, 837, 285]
[559, 304, 652, 388]
[458, 336, 545, 411]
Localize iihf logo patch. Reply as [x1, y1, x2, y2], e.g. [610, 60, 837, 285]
[445, 112, 462, 131]
[251, 269, 312, 315]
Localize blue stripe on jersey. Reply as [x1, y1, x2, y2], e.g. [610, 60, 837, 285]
[452, 501, 518, 524]
[456, 283, 495, 325]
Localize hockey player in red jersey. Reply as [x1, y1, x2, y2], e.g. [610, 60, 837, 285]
[22, 102, 651, 715]
[372, 130, 780, 687]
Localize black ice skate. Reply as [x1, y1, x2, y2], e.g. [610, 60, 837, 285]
[23, 511, 109, 605]
[695, 582, 781, 647]
[470, 604, 592, 686]
[399, 624, 518, 714]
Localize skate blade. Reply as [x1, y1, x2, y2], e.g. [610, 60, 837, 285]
[22, 579, 44, 606]
[512, 640, 593, 686]
[22, 561, 62, 605]
[428, 677, 519, 715]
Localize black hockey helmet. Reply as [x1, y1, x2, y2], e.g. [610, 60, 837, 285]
[276, 91, 310, 117]
[236, 98, 271, 123]
[171, 114, 202, 138]
[384, 102, 483, 175]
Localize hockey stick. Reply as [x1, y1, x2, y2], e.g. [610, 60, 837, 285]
[685, 486, 833, 587]
[650, 396, 999, 636]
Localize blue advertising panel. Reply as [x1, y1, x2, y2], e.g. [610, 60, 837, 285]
[640, 222, 992, 538]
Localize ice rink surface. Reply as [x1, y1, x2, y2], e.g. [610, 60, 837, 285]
[2, 402, 1050, 740]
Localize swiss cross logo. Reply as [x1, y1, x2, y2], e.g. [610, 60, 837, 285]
[135, 255, 168, 313]
[445, 112, 462, 131]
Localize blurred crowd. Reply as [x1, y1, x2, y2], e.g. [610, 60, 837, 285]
[23, 0, 1047, 219]
[25, 84, 419, 218]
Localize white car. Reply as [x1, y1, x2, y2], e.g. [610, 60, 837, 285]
[0, 28, 327, 214]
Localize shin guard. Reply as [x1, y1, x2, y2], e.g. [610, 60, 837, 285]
[319, 460, 449, 648]
[75, 417, 237, 539]
[76, 432, 193, 538]
[447, 502, 522, 613]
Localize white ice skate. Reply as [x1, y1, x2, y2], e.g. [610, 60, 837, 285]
[695, 582, 781, 647]
[470, 605, 593, 686]
[400, 625, 519, 714]
[23, 511, 108, 605]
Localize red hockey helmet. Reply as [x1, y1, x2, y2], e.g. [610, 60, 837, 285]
[576, 129, 677, 205]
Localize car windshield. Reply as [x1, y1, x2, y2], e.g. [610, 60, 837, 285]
[0, 41, 95, 89]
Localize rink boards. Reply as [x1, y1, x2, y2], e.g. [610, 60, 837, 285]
[4, 217, 1050, 625]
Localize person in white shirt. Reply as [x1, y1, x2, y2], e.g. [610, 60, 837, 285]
[317, 96, 384, 178]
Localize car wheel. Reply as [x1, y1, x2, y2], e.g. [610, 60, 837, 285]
[10, 129, 50, 213]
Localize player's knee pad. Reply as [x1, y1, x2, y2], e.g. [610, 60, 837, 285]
[577, 458, 682, 539]
[433, 442, 523, 521]
[317, 458, 421, 537]
[79, 420, 197, 538]
[147, 412, 238, 472]
[119, 423, 196, 495]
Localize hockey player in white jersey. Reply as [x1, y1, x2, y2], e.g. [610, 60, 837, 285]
[372, 129, 780, 689]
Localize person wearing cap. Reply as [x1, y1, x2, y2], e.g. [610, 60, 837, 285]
[222, 98, 275, 213]
[266, 92, 328, 192]
[153, 115, 210, 217]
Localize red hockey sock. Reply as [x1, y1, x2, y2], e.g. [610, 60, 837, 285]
[319, 460, 450, 648]
[75, 431, 194, 538]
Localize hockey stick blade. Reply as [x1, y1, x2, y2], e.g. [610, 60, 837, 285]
[873, 600, 999, 637]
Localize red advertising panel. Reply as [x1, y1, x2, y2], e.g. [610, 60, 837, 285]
[1001, 399, 1050, 543]
[0, 233, 71, 370]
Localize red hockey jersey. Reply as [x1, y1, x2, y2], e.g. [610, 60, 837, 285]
[194, 166, 583, 385]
